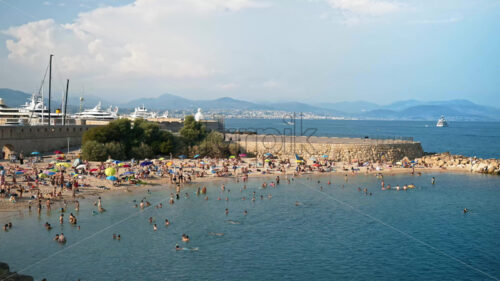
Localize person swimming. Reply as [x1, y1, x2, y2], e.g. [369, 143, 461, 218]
[153, 224, 158, 231]
[182, 234, 190, 242]
[165, 219, 170, 226]
[463, 208, 469, 213]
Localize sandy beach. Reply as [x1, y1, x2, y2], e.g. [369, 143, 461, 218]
[0, 151, 476, 221]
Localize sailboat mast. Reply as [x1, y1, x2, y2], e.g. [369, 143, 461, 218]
[41, 86, 44, 125]
[48, 54, 53, 126]
[63, 79, 69, 125]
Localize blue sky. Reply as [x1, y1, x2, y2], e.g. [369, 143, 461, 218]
[0, 0, 499, 106]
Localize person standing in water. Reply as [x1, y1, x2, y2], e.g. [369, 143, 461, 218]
[431, 177, 436, 185]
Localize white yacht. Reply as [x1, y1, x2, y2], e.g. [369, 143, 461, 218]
[73, 102, 119, 120]
[129, 105, 157, 119]
[436, 115, 448, 127]
[0, 97, 62, 125]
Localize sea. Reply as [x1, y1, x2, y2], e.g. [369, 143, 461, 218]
[0, 174, 499, 281]
[225, 119, 500, 159]
[0, 119, 499, 281]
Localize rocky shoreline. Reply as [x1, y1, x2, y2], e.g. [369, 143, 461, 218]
[0, 262, 33, 281]
[415, 153, 500, 175]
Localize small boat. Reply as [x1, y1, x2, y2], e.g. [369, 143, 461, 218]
[436, 115, 448, 127]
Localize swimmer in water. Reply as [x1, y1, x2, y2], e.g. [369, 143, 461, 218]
[182, 234, 190, 242]
[463, 208, 469, 213]
[165, 219, 170, 226]
[153, 224, 158, 231]
[244, 210, 248, 215]
[175, 244, 181, 251]
[117, 234, 121, 240]
[431, 177, 436, 184]
[225, 208, 229, 215]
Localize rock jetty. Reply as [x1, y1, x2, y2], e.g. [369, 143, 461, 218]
[0, 262, 34, 281]
[414, 153, 500, 175]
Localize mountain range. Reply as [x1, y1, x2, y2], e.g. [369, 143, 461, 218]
[1, 88, 499, 121]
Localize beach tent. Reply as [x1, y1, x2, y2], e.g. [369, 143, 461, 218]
[105, 167, 116, 176]
[76, 164, 86, 170]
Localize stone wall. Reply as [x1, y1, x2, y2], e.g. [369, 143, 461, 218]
[0, 125, 95, 157]
[226, 134, 424, 163]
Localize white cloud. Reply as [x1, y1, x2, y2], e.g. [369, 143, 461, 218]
[326, 0, 401, 16]
[217, 83, 239, 90]
[2, 0, 265, 81]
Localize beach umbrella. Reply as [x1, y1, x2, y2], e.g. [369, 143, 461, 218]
[31, 151, 40, 155]
[56, 156, 64, 160]
[229, 155, 236, 159]
[113, 160, 121, 164]
[193, 154, 200, 159]
[166, 162, 173, 166]
[105, 167, 116, 176]
[312, 163, 320, 167]
[264, 153, 272, 157]
[140, 161, 153, 166]
[178, 155, 186, 159]
[76, 164, 86, 170]
[159, 157, 165, 161]
[73, 158, 82, 167]
[89, 168, 98, 172]
[120, 171, 135, 176]
[122, 164, 131, 168]
[238, 153, 247, 157]
[54, 150, 63, 154]
[44, 171, 56, 176]
[106, 176, 117, 181]
[38, 173, 48, 178]
[56, 162, 71, 168]
[117, 162, 126, 167]
[15, 171, 24, 175]
[265, 159, 271, 162]
[322, 155, 328, 158]
[200, 161, 206, 165]
[106, 159, 114, 163]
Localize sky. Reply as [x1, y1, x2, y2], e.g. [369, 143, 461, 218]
[0, 0, 499, 106]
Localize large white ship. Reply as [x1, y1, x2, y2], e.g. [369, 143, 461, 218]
[129, 105, 157, 119]
[436, 115, 448, 127]
[73, 102, 119, 120]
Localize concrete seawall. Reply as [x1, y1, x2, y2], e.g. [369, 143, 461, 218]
[0, 125, 95, 158]
[226, 134, 424, 163]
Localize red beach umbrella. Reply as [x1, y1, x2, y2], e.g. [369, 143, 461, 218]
[54, 150, 63, 154]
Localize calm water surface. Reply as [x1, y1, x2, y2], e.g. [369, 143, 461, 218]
[1, 173, 499, 280]
[225, 119, 500, 159]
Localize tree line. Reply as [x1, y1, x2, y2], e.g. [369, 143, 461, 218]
[81, 116, 239, 161]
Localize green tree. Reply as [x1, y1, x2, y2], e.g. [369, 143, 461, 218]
[81, 140, 107, 161]
[198, 131, 229, 158]
[105, 142, 126, 160]
[131, 143, 154, 159]
[179, 115, 207, 145]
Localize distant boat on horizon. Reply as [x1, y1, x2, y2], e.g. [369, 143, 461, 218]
[436, 115, 448, 127]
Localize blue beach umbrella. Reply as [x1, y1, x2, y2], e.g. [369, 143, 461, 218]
[120, 171, 135, 176]
[194, 154, 200, 159]
[106, 176, 117, 181]
[15, 171, 24, 175]
[113, 160, 121, 164]
[140, 161, 153, 166]
[264, 153, 272, 157]
[31, 151, 40, 155]
[322, 155, 328, 158]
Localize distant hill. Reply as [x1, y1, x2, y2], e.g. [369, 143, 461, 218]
[359, 100, 500, 121]
[1, 88, 499, 120]
[315, 101, 380, 114]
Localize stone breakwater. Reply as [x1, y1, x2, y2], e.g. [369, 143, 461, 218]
[414, 153, 500, 175]
[226, 134, 424, 163]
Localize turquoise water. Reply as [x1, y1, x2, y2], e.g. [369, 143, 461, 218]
[1, 173, 499, 280]
[225, 119, 500, 159]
